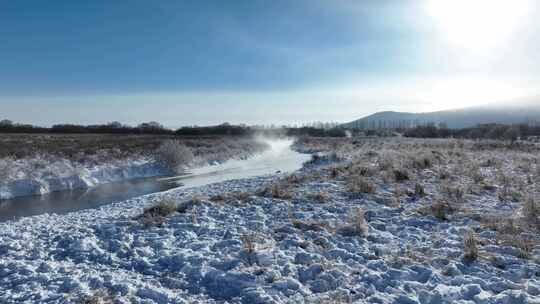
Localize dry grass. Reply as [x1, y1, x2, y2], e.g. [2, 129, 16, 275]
[309, 191, 329, 203]
[481, 216, 521, 235]
[78, 290, 115, 304]
[138, 199, 177, 227]
[177, 195, 203, 213]
[412, 155, 433, 170]
[441, 184, 465, 204]
[338, 207, 369, 237]
[301, 137, 540, 262]
[346, 177, 376, 195]
[414, 183, 426, 197]
[469, 165, 484, 183]
[210, 191, 252, 204]
[463, 230, 479, 262]
[258, 183, 293, 200]
[0, 133, 268, 163]
[393, 168, 410, 182]
[498, 234, 534, 259]
[523, 195, 539, 224]
[417, 199, 455, 221]
[291, 219, 331, 232]
[240, 232, 259, 265]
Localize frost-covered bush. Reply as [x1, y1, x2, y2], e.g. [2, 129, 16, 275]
[155, 140, 194, 173]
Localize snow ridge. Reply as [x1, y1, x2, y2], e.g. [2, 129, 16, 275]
[0, 157, 164, 200]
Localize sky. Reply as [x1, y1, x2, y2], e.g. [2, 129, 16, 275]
[1, 0, 539, 127]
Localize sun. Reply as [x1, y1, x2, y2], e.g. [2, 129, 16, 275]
[427, 0, 530, 51]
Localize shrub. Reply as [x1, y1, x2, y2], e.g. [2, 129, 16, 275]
[463, 230, 479, 262]
[156, 140, 194, 173]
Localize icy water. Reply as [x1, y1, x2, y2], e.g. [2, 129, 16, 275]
[0, 144, 310, 221]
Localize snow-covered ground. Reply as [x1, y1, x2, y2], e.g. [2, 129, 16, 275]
[0, 139, 540, 304]
[1, 138, 539, 303]
[0, 156, 164, 200]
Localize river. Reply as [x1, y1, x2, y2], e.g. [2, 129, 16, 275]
[0, 142, 310, 221]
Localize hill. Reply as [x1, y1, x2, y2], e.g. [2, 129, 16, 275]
[343, 97, 540, 129]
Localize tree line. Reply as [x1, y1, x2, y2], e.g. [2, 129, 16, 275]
[0, 119, 348, 137]
[403, 123, 540, 141]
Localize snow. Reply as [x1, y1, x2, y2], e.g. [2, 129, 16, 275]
[1, 156, 539, 303]
[0, 156, 164, 200]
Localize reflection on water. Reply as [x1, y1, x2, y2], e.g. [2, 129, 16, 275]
[0, 145, 310, 221]
[0, 177, 177, 221]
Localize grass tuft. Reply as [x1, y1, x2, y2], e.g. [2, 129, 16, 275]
[463, 230, 479, 262]
[138, 199, 177, 227]
[346, 178, 376, 195]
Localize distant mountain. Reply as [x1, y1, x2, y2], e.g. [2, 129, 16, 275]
[343, 97, 540, 129]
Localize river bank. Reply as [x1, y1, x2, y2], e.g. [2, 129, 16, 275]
[0, 135, 269, 200]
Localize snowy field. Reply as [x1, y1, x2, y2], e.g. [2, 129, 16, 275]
[1, 138, 539, 303]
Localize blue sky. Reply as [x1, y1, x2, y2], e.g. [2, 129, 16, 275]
[1, 0, 538, 126]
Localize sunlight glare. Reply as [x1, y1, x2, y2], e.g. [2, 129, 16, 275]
[427, 0, 530, 51]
